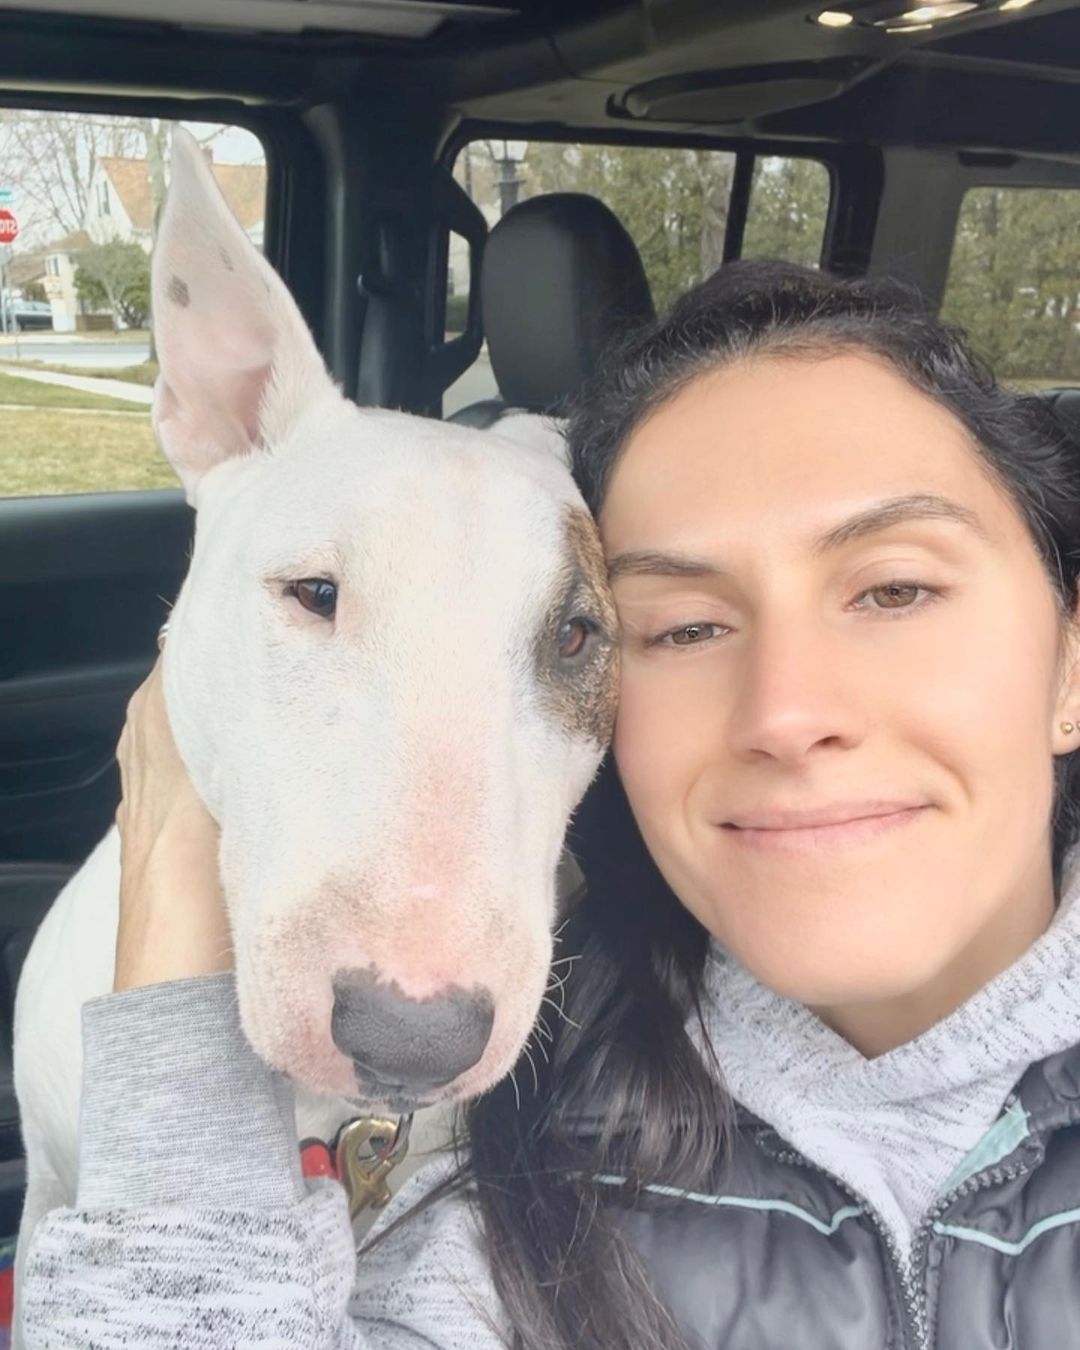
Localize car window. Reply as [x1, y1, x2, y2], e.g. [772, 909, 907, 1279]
[940, 186, 1080, 388]
[742, 156, 831, 268]
[443, 140, 830, 416]
[0, 111, 266, 498]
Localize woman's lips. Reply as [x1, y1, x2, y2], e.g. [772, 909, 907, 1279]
[719, 803, 928, 854]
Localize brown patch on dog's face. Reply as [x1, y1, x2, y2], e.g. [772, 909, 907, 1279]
[534, 509, 619, 745]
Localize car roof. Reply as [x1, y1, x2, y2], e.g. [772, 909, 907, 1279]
[0, 0, 1078, 159]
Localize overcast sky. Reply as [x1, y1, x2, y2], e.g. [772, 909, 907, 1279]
[184, 120, 265, 164]
[0, 114, 266, 250]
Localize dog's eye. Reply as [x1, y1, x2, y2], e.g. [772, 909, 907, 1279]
[557, 616, 599, 664]
[290, 578, 338, 620]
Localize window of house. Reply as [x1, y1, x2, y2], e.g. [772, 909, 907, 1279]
[941, 186, 1080, 387]
[442, 140, 830, 416]
[0, 112, 266, 498]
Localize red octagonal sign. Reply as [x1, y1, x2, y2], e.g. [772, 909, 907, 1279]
[0, 210, 18, 244]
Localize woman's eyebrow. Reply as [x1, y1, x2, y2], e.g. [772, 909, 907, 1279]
[607, 494, 989, 580]
[810, 493, 990, 555]
[607, 550, 727, 581]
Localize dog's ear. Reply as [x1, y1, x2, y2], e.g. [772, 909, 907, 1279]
[151, 128, 334, 504]
[492, 413, 571, 468]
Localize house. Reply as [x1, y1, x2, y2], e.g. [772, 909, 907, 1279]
[36, 150, 266, 331]
[40, 230, 93, 333]
[84, 153, 266, 250]
[7, 249, 47, 292]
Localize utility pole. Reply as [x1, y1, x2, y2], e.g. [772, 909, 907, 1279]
[486, 141, 528, 218]
[0, 246, 22, 356]
[0, 187, 19, 349]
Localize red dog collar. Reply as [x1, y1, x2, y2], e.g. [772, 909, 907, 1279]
[299, 1114, 413, 1217]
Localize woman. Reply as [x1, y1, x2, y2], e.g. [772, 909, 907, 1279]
[20, 260, 1080, 1350]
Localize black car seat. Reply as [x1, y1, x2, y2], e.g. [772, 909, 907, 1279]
[451, 192, 655, 429]
[1041, 387, 1080, 446]
[451, 192, 653, 908]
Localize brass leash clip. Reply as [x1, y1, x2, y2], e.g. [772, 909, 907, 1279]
[334, 1113, 413, 1219]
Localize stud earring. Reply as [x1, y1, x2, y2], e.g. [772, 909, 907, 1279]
[1062, 721, 1076, 735]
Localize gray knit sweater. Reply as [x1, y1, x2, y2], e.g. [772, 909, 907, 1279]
[21, 859, 1080, 1346]
[22, 975, 507, 1348]
[700, 853, 1080, 1260]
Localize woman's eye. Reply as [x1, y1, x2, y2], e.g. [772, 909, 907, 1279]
[290, 578, 338, 619]
[557, 616, 599, 663]
[652, 623, 725, 647]
[856, 582, 928, 612]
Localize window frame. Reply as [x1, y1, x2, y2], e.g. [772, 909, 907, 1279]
[0, 93, 302, 502]
[440, 123, 850, 268]
[435, 126, 852, 413]
[940, 173, 1080, 385]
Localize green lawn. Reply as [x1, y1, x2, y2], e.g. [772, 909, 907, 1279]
[0, 409, 176, 496]
[0, 369, 145, 413]
[0, 368, 176, 495]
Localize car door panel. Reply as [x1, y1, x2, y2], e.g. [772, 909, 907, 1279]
[0, 490, 192, 866]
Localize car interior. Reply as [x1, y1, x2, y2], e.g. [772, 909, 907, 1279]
[1, 0, 1079, 1261]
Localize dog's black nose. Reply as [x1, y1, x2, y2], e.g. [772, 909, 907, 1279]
[331, 968, 494, 1093]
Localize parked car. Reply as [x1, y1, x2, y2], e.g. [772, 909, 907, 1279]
[0, 296, 52, 333]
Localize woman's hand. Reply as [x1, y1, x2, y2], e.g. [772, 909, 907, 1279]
[113, 660, 233, 992]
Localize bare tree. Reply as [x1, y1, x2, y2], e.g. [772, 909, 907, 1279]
[0, 111, 230, 249]
[695, 150, 733, 279]
[139, 118, 170, 235]
[0, 110, 143, 244]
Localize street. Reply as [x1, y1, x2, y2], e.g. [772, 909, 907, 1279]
[0, 332, 499, 408]
[0, 335, 149, 368]
[443, 350, 497, 415]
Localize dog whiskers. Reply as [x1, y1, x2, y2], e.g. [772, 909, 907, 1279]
[522, 1043, 540, 1094]
[546, 967, 571, 997]
[527, 1012, 554, 1067]
[541, 993, 581, 1031]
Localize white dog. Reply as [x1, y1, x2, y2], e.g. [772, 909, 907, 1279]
[11, 129, 617, 1340]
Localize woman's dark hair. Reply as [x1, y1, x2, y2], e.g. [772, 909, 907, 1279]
[460, 260, 1080, 1350]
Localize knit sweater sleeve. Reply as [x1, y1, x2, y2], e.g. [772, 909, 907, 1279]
[20, 973, 509, 1349]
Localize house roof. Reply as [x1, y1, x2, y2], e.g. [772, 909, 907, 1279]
[211, 162, 266, 233]
[97, 155, 266, 232]
[46, 229, 94, 255]
[8, 251, 48, 285]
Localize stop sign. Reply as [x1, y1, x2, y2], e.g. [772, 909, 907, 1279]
[0, 210, 18, 244]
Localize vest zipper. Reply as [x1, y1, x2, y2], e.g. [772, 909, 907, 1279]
[904, 1154, 1036, 1349]
[763, 1110, 1040, 1350]
[766, 1142, 924, 1349]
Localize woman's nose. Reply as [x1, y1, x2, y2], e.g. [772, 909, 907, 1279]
[727, 620, 866, 763]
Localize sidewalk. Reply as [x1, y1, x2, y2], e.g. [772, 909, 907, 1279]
[0, 330, 150, 348]
[0, 363, 152, 406]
